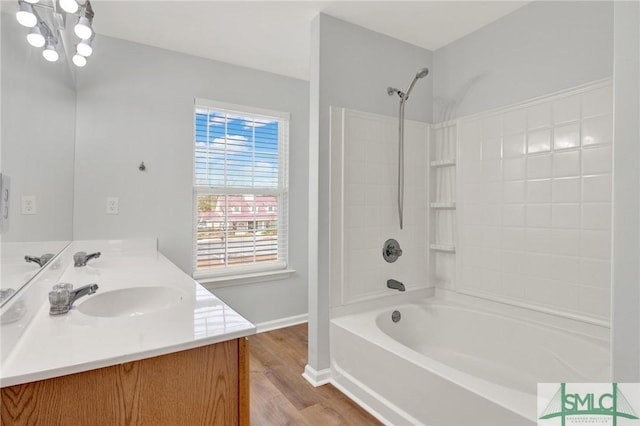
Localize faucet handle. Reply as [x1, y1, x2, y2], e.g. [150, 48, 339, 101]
[383, 239, 403, 263]
[73, 251, 87, 266]
[49, 287, 72, 315]
[74, 251, 101, 267]
[53, 283, 73, 291]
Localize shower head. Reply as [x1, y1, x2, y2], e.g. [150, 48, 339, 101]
[404, 67, 430, 101]
[416, 68, 430, 79]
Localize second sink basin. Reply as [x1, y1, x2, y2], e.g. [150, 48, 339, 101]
[77, 286, 185, 318]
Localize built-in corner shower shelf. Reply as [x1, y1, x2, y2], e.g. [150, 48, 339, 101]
[430, 243, 456, 253]
[430, 202, 456, 209]
[430, 159, 457, 168]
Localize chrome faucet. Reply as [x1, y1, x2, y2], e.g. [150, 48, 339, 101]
[24, 253, 55, 267]
[73, 251, 101, 267]
[49, 283, 99, 315]
[387, 279, 405, 292]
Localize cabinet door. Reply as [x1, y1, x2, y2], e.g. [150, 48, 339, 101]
[1, 339, 243, 425]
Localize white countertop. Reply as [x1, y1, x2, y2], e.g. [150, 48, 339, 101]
[0, 240, 256, 387]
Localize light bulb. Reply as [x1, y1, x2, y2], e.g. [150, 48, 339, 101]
[76, 39, 93, 57]
[59, 0, 78, 13]
[27, 26, 45, 48]
[74, 16, 93, 40]
[42, 43, 59, 62]
[16, 3, 37, 28]
[72, 54, 87, 67]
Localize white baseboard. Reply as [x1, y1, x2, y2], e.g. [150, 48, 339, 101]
[330, 378, 393, 426]
[302, 364, 332, 387]
[255, 313, 308, 333]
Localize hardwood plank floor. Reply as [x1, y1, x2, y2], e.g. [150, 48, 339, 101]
[249, 324, 382, 426]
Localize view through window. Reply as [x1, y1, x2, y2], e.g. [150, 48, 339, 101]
[194, 100, 289, 277]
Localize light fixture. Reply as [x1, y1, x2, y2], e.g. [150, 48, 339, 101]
[72, 54, 87, 67]
[42, 38, 59, 62]
[59, 0, 78, 14]
[76, 38, 93, 57]
[16, 2, 37, 28]
[26, 25, 45, 47]
[16, 0, 96, 67]
[74, 15, 93, 40]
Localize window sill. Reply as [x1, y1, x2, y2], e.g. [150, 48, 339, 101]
[196, 268, 296, 289]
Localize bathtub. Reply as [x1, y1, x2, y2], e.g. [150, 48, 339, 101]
[330, 291, 610, 425]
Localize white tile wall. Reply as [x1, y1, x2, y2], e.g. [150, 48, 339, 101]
[338, 109, 429, 305]
[457, 81, 613, 321]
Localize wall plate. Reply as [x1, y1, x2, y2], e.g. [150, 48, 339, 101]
[106, 197, 119, 214]
[21, 195, 37, 215]
[0, 174, 10, 233]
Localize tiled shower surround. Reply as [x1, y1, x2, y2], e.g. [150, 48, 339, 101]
[331, 80, 611, 322]
[457, 81, 612, 321]
[331, 108, 429, 306]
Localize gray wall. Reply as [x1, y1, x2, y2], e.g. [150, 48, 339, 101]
[1, 12, 75, 243]
[433, 1, 614, 121]
[73, 35, 309, 325]
[318, 14, 433, 122]
[611, 0, 640, 382]
[308, 13, 433, 373]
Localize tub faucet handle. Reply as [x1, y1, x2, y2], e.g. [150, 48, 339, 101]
[383, 239, 403, 263]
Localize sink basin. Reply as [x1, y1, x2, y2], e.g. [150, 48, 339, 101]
[77, 286, 185, 318]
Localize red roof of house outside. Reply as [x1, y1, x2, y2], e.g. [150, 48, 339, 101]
[199, 195, 278, 222]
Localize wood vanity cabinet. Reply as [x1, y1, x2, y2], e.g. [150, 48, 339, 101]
[1, 337, 249, 426]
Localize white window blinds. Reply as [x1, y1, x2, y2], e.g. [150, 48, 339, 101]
[193, 99, 289, 278]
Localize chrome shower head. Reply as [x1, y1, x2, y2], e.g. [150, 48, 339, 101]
[416, 67, 429, 79]
[404, 67, 429, 100]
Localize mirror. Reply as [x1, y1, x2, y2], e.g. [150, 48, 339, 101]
[0, 12, 75, 306]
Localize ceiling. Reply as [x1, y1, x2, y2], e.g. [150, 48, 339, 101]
[4, 1, 530, 81]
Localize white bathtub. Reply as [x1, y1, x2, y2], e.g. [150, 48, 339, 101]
[330, 292, 610, 425]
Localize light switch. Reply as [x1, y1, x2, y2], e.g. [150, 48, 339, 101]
[21, 195, 37, 215]
[106, 197, 119, 214]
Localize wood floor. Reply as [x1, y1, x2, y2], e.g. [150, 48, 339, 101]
[248, 324, 381, 426]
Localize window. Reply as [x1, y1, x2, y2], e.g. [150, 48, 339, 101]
[193, 99, 289, 279]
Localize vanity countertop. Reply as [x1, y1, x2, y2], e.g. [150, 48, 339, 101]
[0, 240, 256, 387]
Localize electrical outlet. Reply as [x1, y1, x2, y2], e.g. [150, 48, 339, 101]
[21, 195, 37, 215]
[106, 197, 119, 214]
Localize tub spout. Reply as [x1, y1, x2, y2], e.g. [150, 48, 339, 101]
[387, 279, 405, 292]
